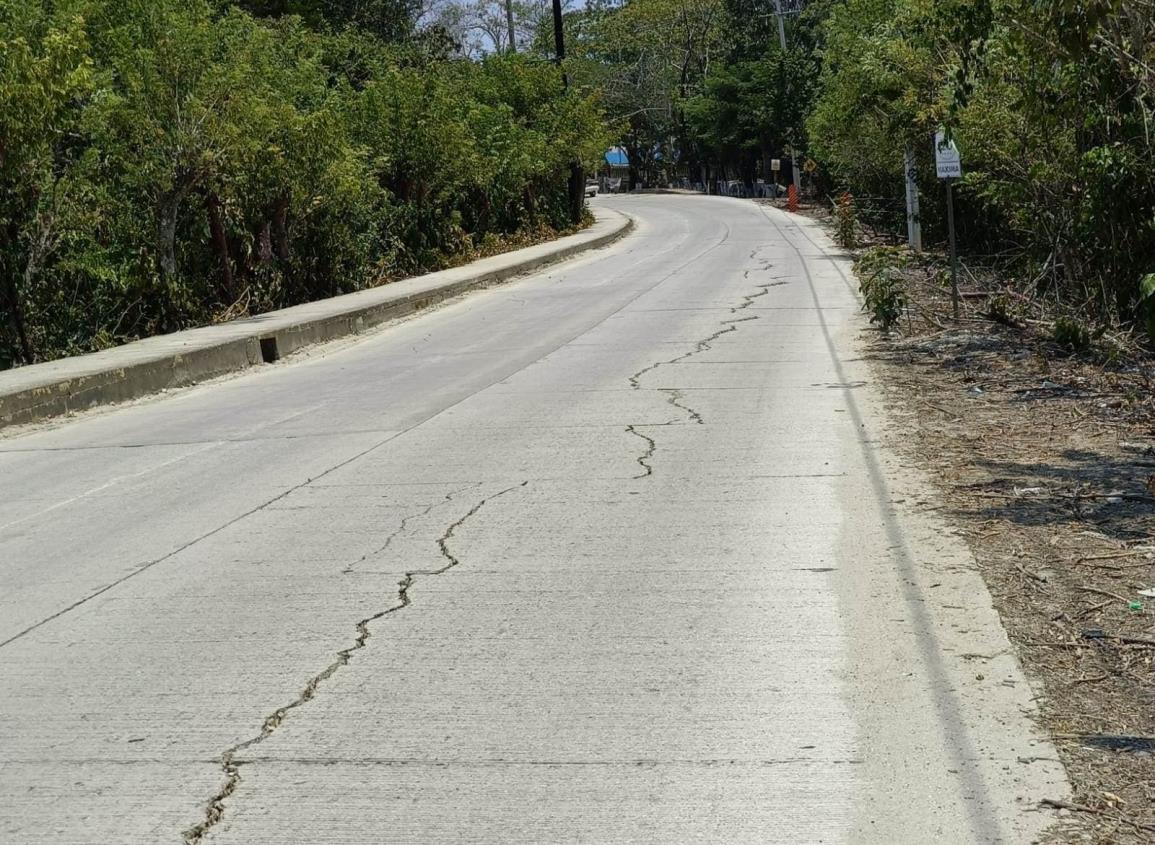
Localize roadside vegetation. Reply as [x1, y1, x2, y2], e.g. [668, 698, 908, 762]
[572, 0, 1155, 339]
[10, 0, 1153, 368]
[812, 0, 1155, 341]
[799, 5, 1155, 838]
[0, 0, 608, 369]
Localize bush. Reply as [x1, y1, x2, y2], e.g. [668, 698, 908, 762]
[806, 0, 1155, 325]
[1052, 317, 1092, 353]
[986, 292, 1023, 328]
[0, 0, 611, 368]
[855, 246, 910, 331]
[833, 191, 857, 248]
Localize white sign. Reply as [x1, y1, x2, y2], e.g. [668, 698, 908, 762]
[770, 158, 781, 172]
[934, 131, 962, 179]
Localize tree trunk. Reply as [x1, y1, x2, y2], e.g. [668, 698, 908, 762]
[271, 195, 291, 263]
[257, 222, 274, 264]
[157, 204, 179, 280]
[567, 162, 584, 226]
[2, 267, 32, 365]
[626, 138, 641, 191]
[206, 192, 235, 300]
[156, 181, 193, 280]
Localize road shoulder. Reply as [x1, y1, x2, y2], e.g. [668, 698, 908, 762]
[767, 206, 1072, 842]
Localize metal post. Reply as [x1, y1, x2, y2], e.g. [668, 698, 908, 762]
[946, 180, 959, 320]
[904, 146, 922, 251]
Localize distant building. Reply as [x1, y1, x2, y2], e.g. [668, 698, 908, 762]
[601, 147, 629, 191]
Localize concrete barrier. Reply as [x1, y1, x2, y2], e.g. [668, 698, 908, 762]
[0, 208, 633, 430]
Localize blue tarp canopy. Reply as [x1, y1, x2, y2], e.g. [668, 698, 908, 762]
[605, 147, 628, 166]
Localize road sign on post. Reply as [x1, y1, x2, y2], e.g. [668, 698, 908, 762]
[934, 131, 962, 179]
[935, 131, 962, 320]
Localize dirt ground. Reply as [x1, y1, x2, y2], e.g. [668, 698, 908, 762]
[790, 201, 1155, 843]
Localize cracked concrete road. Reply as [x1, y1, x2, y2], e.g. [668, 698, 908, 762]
[0, 195, 1067, 843]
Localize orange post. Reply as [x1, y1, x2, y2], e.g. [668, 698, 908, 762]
[787, 184, 799, 213]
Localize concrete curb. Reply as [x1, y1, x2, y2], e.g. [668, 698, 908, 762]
[0, 208, 634, 430]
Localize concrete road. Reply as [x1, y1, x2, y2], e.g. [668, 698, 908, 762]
[0, 195, 1066, 843]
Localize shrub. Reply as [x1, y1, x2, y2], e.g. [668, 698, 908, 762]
[1052, 317, 1092, 352]
[855, 246, 911, 331]
[833, 192, 857, 249]
[0, 0, 611, 368]
[986, 292, 1023, 328]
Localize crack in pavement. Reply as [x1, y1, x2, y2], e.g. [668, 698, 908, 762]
[341, 484, 480, 575]
[232, 756, 860, 767]
[182, 481, 527, 845]
[624, 426, 656, 479]
[626, 279, 781, 431]
[620, 278, 782, 479]
[660, 389, 703, 425]
[627, 359, 663, 391]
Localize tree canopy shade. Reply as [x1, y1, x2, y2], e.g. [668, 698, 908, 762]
[0, 0, 609, 369]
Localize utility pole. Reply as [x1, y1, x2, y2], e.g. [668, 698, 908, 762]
[551, 0, 583, 224]
[946, 179, 959, 320]
[903, 146, 922, 251]
[504, 0, 517, 53]
[551, 0, 566, 84]
[771, 0, 802, 209]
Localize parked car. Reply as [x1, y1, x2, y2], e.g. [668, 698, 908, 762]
[585, 181, 600, 197]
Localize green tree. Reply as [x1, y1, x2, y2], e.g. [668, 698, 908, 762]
[0, 0, 608, 368]
[0, 7, 93, 365]
[225, 0, 420, 41]
[568, 0, 723, 188]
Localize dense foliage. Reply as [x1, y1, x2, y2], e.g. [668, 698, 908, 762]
[566, 0, 827, 189]
[567, 0, 724, 187]
[8, 0, 1153, 365]
[0, 0, 607, 368]
[573, 0, 1155, 326]
[809, 0, 1155, 323]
